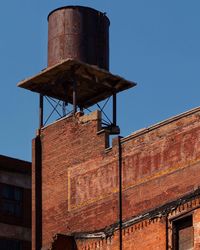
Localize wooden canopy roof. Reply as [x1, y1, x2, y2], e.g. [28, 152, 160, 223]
[18, 59, 136, 108]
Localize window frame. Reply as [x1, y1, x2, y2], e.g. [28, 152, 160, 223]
[0, 183, 23, 219]
[172, 214, 193, 250]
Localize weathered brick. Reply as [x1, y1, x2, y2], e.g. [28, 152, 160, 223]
[32, 108, 200, 249]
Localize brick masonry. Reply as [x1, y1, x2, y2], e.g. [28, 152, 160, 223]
[75, 195, 200, 250]
[76, 217, 166, 250]
[32, 107, 200, 249]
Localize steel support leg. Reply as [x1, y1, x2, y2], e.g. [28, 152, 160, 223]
[73, 80, 77, 114]
[39, 94, 43, 129]
[113, 93, 117, 126]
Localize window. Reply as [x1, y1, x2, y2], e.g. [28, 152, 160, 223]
[0, 184, 23, 217]
[0, 238, 22, 250]
[173, 215, 193, 250]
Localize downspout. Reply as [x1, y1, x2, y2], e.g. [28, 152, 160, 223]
[166, 214, 169, 250]
[117, 136, 123, 250]
[34, 94, 43, 250]
[34, 132, 42, 250]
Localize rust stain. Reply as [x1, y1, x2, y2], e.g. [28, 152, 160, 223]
[48, 6, 110, 70]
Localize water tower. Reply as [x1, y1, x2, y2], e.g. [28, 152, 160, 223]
[17, 6, 136, 250]
[18, 6, 136, 134]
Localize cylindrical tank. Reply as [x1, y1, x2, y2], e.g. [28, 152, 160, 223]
[47, 6, 110, 70]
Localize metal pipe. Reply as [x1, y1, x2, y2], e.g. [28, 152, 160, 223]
[113, 93, 117, 126]
[118, 136, 123, 250]
[39, 94, 44, 129]
[73, 80, 77, 114]
[62, 102, 66, 117]
[166, 214, 169, 250]
[34, 135, 42, 250]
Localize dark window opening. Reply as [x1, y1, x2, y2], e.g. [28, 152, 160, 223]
[0, 238, 22, 250]
[173, 215, 193, 250]
[0, 183, 23, 217]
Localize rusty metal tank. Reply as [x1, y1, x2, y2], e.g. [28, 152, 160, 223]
[47, 6, 110, 70]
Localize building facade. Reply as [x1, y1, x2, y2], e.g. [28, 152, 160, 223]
[0, 155, 31, 250]
[31, 107, 200, 250]
[16, 5, 200, 250]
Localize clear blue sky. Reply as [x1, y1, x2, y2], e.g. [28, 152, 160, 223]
[0, 0, 200, 161]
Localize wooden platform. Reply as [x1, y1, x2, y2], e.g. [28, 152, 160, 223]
[18, 59, 136, 108]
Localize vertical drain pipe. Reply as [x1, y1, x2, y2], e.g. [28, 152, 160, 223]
[35, 133, 42, 250]
[34, 94, 43, 250]
[39, 94, 43, 129]
[166, 214, 169, 250]
[73, 79, 77, 115]
[118, 136, 123, 250]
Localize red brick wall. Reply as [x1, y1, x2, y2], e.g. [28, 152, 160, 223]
[122, 218, 166, 250]
[121, 110, 200, 220]
[37, 198, 200, 250]
[194, 209, 200, 249]
[32, 108, 200, 249]
[75, 218, 166, 250]
[76, 202, 200, 250]
[38, 111, 115, 248]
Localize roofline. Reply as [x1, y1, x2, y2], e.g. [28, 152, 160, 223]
[121, 106, 200, 144]
[0, 154, 31, 175]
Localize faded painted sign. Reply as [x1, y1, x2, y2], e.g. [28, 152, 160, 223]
[68, 126, 200, 210]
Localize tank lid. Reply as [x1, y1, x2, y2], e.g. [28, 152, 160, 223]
[47, 5, 110, 25]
